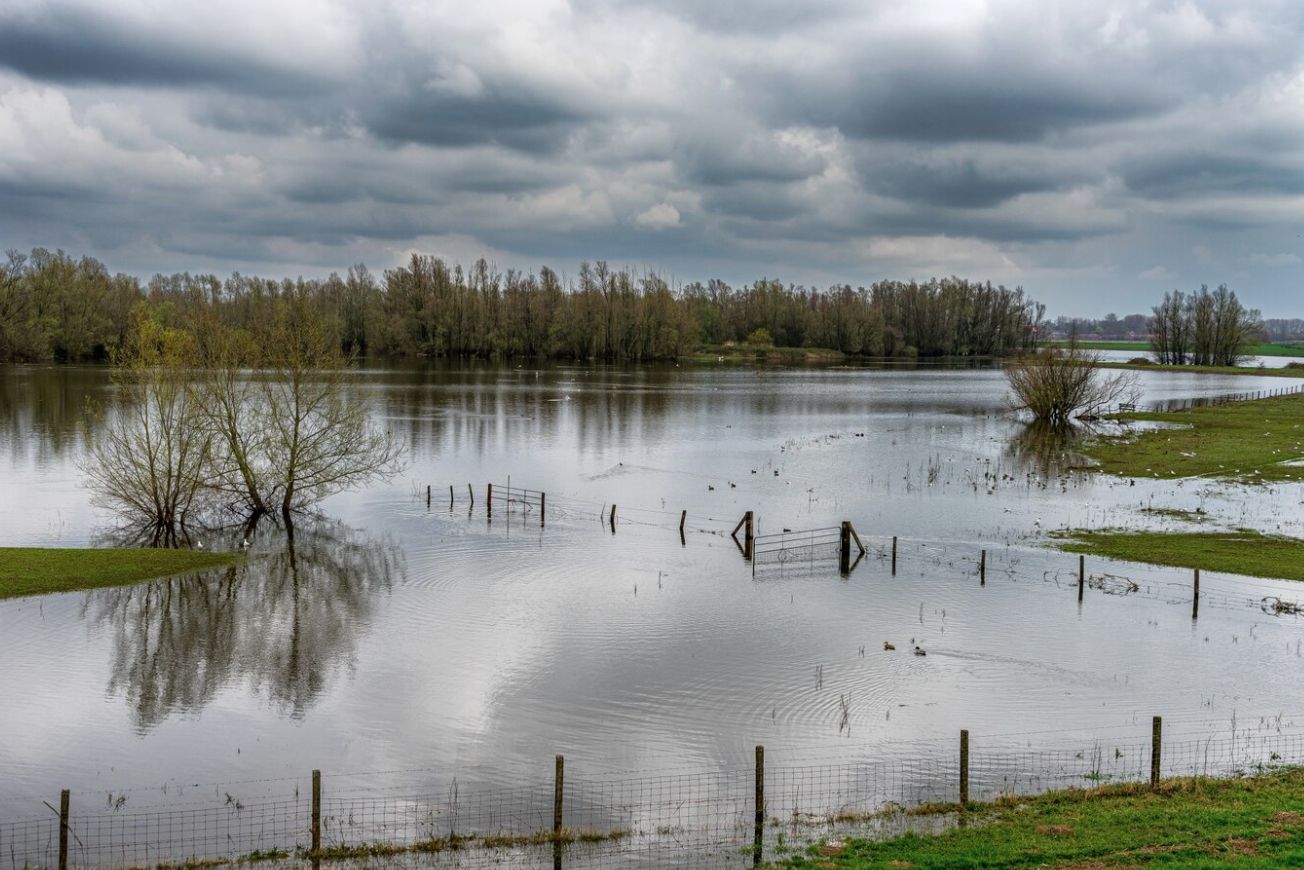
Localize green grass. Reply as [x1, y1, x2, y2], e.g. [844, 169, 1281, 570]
[778, 769, 1304, 869]
[1084, 392, 1304, 482]
[0, 547, 241, 599]
[1050, 530, 1304, 582]
[1047, 340, 1304, 357]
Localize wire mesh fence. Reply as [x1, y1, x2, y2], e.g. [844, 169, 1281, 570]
[8, 726, 1304, 869]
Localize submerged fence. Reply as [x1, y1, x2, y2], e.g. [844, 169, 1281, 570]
[7, 724, 1304, 869]
[1146, 381, 1304, 412]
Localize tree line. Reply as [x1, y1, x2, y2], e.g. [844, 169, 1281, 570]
[1150, 285, 1262, 366]
[2, 248, 1043, 363]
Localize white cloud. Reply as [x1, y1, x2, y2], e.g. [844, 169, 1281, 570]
[633, 202, 680, 229]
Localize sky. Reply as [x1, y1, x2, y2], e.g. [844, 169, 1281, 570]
[0, 0, 1301, 317]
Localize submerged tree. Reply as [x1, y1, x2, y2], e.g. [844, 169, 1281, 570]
[85, 298, 405, 537]
[81, 309, 211, 544]
[195, 298, 404, 525]
[1004, 344, 1139, 427]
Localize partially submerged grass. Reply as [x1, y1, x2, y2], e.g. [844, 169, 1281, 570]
[778, 768, 1304, 869]
[1051, 529, 1304, 582]
[1100, 360, 1304, 378]
[0, 547, 240, 600]
[1084, 392, 1304, 482]
[687, 344, 848, 365]
[1138, 505, 1209, 523]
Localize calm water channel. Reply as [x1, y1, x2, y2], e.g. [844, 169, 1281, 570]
[3, 362, 1304, 828]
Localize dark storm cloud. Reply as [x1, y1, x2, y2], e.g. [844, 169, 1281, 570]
[859, 156, 1069, 209]
[1120, 152, 1304, 199]
[1, 0, 1302, 314]
[784, 70, 1164, 143]
[0, 7, 328, 94]
[364, 86, 589, 153]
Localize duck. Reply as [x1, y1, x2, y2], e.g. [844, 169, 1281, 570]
[883, 642, 895, 651]
[913, 646, 926, 657]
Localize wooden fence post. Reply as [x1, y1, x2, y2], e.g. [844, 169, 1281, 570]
[609, 504, 616, 533]
[744, 511, 754, 559]
[1151, 716, 1162, 788]
[467, 483, 474, 507]
[553, 754, 565, 869]
[449, 484, 454, 509]
[960, 730, 969, 806]
[487, 483, 493, 518]
[1078, 554, 1085, 603]
[311, 769, 321, 867]
[540, 492, 546, 528]
[1192, 568, 1200, 620]
[753, 745, 765, 868]
[58, 789, 69, 870]
[892, 536, 897, 575]
[426, 484, 431, 508]
[980, 550, 986, 585]
[679, 510, 687, 545]
[839, 521, 852, 574]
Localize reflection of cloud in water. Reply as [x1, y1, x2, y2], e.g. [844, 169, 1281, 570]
[86, 519, 402, 730]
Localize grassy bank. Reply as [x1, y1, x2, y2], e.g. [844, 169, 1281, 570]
[1047, 339, 1304, 357]
[779, 769, 1304, 869]
[1051, 530, 1304, 582]
[0, 547, 240, 599]
[1084, 392, 1304, 481]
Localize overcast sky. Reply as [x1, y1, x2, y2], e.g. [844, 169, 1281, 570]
[0, 0, 1301, 316]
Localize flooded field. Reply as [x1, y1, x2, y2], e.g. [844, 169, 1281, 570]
[3, 362, 1304, 864]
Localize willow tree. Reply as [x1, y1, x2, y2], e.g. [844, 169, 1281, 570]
[1005, 344, 1138, 426]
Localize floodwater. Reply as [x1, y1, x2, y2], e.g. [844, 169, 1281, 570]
[3, 362, 1304, 860]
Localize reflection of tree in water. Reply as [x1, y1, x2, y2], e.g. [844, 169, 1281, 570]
[87, 519, 401, 730]
[1005, 421, 1095, 479]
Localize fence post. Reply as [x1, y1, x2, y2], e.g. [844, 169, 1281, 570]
[1192, 568, 1200, 620]
[58, 789, 69, 870]
[609, 504, 616, 533]
[980, 550, 986, 585]
[449, 484, 454, 509]
[959, 730, 969, 806]
[1151, 716, 1162, 788]
[487, 483, 493, 518]
[839, 522, 852, 574]
[553, 754, 565, 869]
[753, 745, 765, 868]
[892, 536, 897, 575]
[311, 769, 321, 866]
[744, 511, 755, 559]
[468, 483, 474, 507]
[426, 484, 431, 508]
[540, 492, 546, 528]
[679, 509, 687, 545]
[1078, 554, 1085, 603]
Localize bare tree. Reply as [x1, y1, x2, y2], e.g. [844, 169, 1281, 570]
[1005, 344, 1139, 427]
[82, 312, 211, 543]
[196, 299, 404, 525]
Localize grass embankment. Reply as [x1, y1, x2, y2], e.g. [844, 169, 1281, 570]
[1047, 340, 1304, 357]
[0, 547, 240, 600]
[1085, 392, 1304, 482]
[1052, 530, 1304, 582]
[779, 769, 1304, 869]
